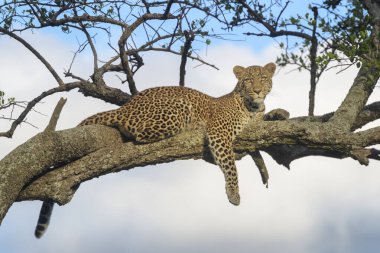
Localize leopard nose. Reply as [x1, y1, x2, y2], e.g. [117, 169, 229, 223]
[253, 87, 262, 93]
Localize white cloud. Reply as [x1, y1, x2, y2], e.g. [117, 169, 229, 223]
[1, 32, 380, 253]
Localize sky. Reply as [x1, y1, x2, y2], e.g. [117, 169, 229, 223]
[1, 13, 380, 253]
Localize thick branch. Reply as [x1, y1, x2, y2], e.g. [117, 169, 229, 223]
[329, 62, 380, 130]
[0, 115, 123, 224]
[163, 0, 174, 17]
[45, 98, 66, 132]
[2, 114, 380, 224]
[43, 14, 127, 27]
[292, 101, 380, 131]
[329, 20, 380, 130]
[18, 126, 207, 204]
[78, 82, 131, 105]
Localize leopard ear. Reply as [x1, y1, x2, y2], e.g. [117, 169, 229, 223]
[233, 65, 245, 79]
[263, 62, 276, 76]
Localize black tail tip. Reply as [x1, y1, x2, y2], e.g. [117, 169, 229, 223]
[34, 225, 45, 239]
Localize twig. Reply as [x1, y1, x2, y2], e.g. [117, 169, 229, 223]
[64, 72, 87, 82]
[236, 0, 313, 40]
[274, 0, 291, 29]
[0, 116, 39, 129]
[73, 8, 98, 73]
[179, 31, 195, 86]
[138, 47, 219, 70]
[79, 21, 99, 71]
[66, 33, 90, 78]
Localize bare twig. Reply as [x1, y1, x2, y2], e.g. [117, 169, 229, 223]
[64, 72, 87, 82]
[179, 30, 195, 86]
[236, 0, 312, 40]
[0, 116, 39, 129]
[138, 47, 219, 70]
[79, 23, 99, 71]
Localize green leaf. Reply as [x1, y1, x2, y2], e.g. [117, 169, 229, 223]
[289, 17, 298, 25]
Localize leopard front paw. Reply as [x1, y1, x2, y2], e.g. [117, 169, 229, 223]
[264, 108, 290, 121]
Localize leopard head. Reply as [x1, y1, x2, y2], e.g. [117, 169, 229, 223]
[233, 62, 276, 112]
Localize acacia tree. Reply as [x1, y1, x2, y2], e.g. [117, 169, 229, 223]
[1, 0, 380, 233]
[192, 0, 376, 116]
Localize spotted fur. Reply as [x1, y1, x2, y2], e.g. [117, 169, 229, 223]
[35, 63, 276, 237]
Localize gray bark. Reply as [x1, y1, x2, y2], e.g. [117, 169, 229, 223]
[2, 109, 380, 224]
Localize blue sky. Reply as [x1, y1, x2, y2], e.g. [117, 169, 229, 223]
[1, 1, 380, 253]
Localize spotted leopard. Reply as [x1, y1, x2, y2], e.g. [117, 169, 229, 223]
[35, 62, 276, 238]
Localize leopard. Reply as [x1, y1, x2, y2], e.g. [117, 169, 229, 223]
[34, 62, 276, 238]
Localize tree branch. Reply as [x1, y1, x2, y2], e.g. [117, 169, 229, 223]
[79, 22, 99, 72]
[0, 27, 64, 86]
[0, 82, 82, 138]
[137, 47, 219, 70]
[308, 7, 318, 116]
[179, 30, 195, 86]
[329, 61, 380, 130]
[44, 98, 67, 132]
[3, 113, 380, 224]
[235, 0, 313, 40]
[292, 101, 380, 131]
[43, 14, 127, 28]
[163, 0, 174, 17]
[328, 16, 380, 130]
[0, 82, 131, 138]
[117, 13, 178, 95]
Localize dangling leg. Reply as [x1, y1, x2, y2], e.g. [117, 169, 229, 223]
[249, 150, 269, 187]
[207, 130, 240, 205]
